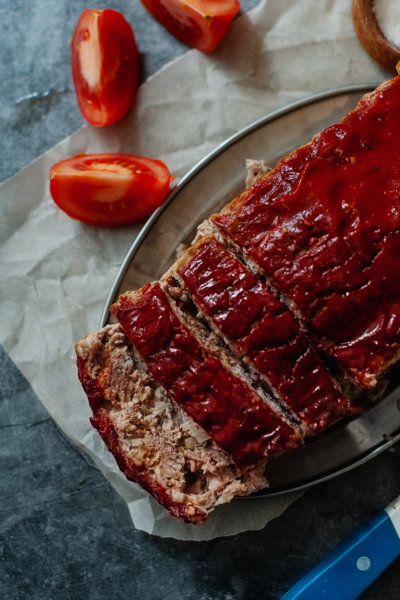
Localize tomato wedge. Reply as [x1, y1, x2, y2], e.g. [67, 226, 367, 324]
[71, 9, 140, 126]
[50, 154, 173, 226]
[140, 0, 240, 53]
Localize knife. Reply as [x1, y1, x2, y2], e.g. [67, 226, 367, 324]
[281, 495, 400, 600]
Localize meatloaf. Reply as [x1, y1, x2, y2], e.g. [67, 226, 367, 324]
[166, 235, 357, 435]
[76, 325, 269, 523]
[76, 72, 400, 523]
[212, 75, 400, 390]
[112, 282, 302, 467]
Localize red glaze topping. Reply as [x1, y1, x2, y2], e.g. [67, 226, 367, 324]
[113, 282, 300, 466]
[177, 238, 355, 433]
[212, 75, 400, 388]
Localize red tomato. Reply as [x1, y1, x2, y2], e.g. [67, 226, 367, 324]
[140, 0, 240, 53]
[50, 154, 173, 226]
[71, 9, 140, 126]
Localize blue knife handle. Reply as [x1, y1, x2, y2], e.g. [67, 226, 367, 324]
[282, 511, 400, 600]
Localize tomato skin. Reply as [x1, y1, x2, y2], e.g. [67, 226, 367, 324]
[71, 9, 140, 126]
[140, 0, 240, 53]
[50, 154, 173, 227]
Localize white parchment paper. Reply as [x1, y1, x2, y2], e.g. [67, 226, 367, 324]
[0, 0, 389, 540]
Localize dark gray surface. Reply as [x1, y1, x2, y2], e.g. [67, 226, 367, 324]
[1, 2, 400, 599]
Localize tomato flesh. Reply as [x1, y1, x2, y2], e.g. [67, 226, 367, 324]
[71, 9, 140, 126]
[50, 154, 173, 226]
[140, 0, 240, 53]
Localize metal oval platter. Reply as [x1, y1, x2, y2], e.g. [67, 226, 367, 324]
[102, 84, 400, 497]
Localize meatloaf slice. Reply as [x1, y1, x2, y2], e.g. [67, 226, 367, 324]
[167, 235, 358, 435]
[112, 282, 302, 467]
[212, 73, 400, 390]
[76, 324, 269, 523]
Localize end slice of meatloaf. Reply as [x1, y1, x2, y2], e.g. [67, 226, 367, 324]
[75, 324, 269, 523]
[112, 282, 302, 468]
[166, 235, 358, 435]
[211, 73, 400, 390]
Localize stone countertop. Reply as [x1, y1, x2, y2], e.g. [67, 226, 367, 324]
[1, 2, 400, 598]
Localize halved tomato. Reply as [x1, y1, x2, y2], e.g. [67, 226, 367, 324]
[140, 0, 241, 53]
[71, 9, 140, 126]
[50, 154, 173, 226]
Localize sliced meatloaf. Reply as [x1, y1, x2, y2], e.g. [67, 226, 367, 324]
[75, 324, 269, 523]
[112, 282, 302, 467]
[76, 75, 400, 523]
[211, 74, 400, 390]
[166, 235, 357, 435]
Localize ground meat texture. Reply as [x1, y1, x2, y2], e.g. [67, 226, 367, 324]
[75, 324, 269, 523]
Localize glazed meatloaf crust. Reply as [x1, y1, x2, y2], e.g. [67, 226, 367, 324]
[165, 235, 357, 435]
[76, 72, 400, 523]
[212, 74, 400, 390]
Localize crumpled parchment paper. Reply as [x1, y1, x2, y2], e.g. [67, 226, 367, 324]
[0, 0, 388, 540]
